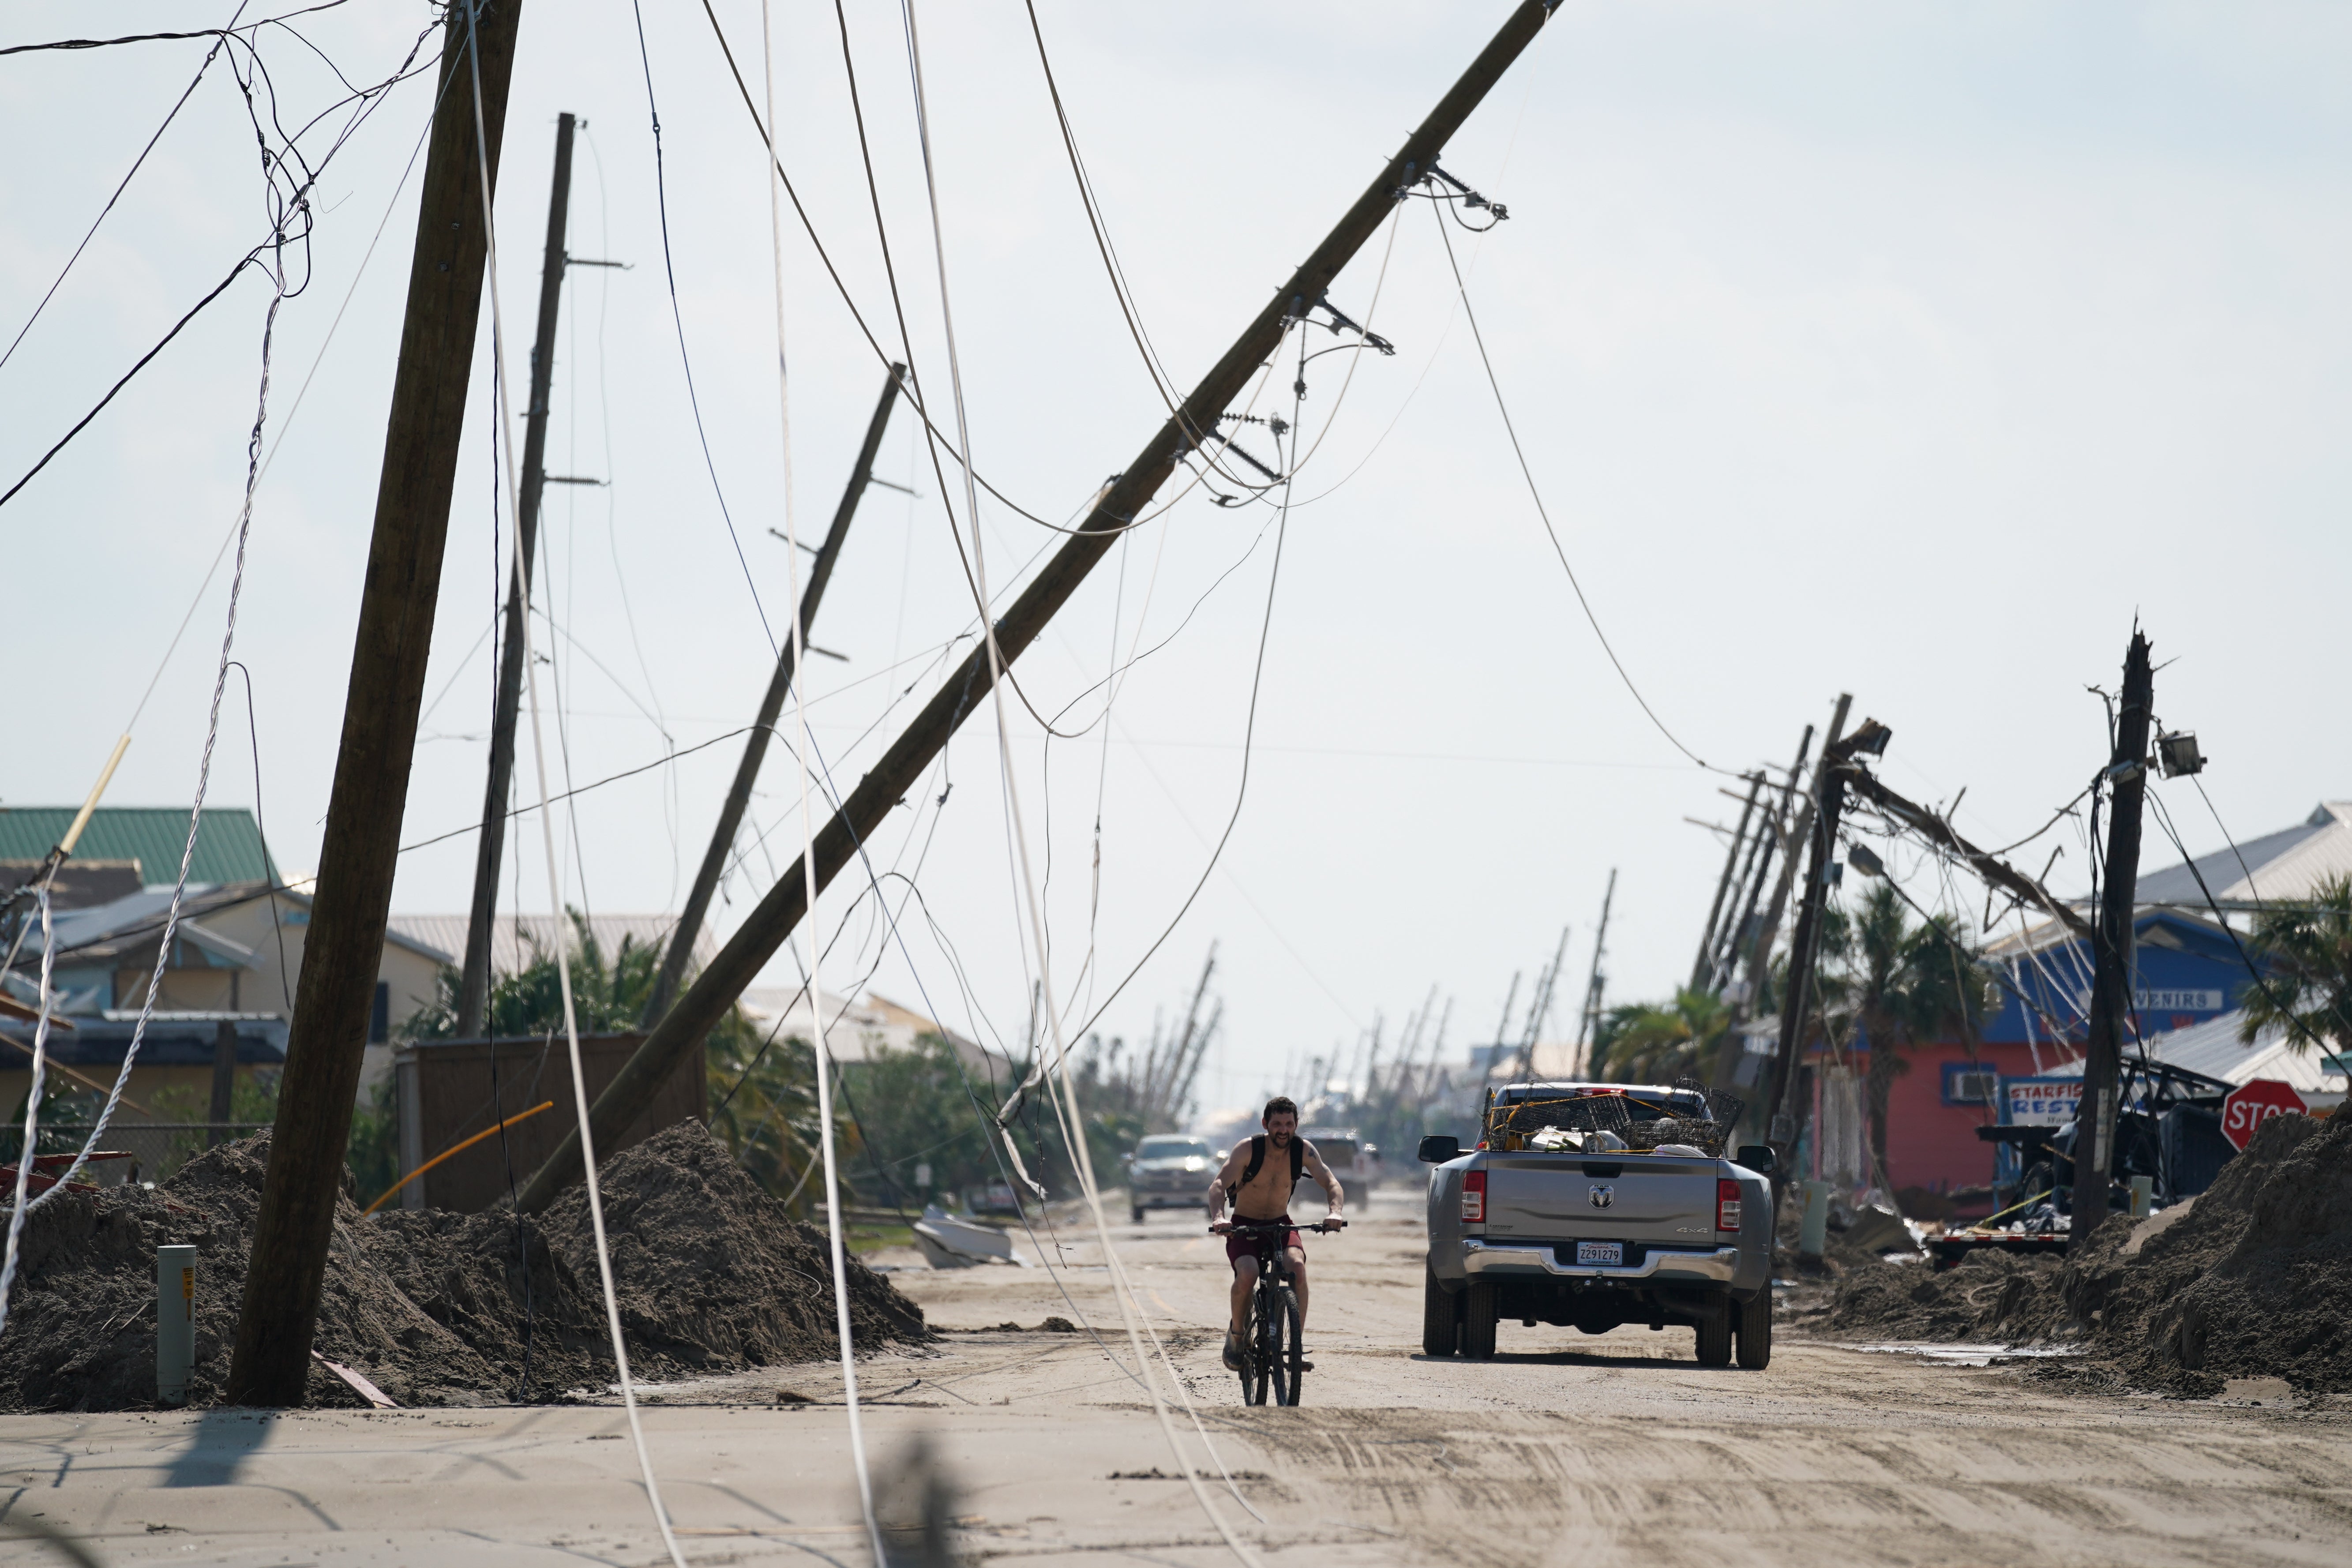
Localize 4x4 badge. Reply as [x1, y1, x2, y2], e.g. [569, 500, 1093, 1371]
[1588, 1184, 1614, 1209]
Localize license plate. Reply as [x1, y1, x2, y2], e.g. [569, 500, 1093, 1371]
[1574, 1241, 1624, 1267]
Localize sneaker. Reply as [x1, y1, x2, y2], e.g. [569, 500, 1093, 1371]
[1222, 1330, 1243, 1370]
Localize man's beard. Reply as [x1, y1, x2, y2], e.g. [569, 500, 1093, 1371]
[1267, 1129, 1293, 1148]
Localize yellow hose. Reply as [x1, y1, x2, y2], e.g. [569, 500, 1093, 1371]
[361, 1101, 553, 1215]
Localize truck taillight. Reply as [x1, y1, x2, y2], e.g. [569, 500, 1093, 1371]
[1717, 1178, 1742, 1233]
[1462, 1170, 1487, 1224]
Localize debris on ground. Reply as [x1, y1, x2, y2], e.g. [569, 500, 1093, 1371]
[0, 1120, 928, 1411]
[1817, 1110, 2352, 1395]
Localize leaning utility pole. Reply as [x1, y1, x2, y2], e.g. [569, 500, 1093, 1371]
[1713, 705, 1840, 1092]
[1573, 870, 1616, 1077]
[457, 110, 578, 1041]
[229, 0, 524, 1405]
[1708, 772, 1778, 991]
[1764, 716, 1888, 1170]
[1143, 943, 1216, 1126]
[2070, 630, 2153, 1248]
[516, 0, 1564, 1213]
[1510, 924, 1572, 1081]
[1693, 773, 1763, 990]
[639, 366, 905, 1027]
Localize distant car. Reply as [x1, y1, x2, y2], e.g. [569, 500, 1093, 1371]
[1298, 1126, 1381, 1207]
[1124, 1134, 1215, 1223]
[967, 1180, 1024, 1217]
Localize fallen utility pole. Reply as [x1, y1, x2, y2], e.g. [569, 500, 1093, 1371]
[1693, 773, 1763, 990]
[1713, 704, 1840, 1093]
[2070, 629, 2153, 1248]
[227, 0, 524, 1405]
[515, 0, 1564, 1213]
[1764, 715, 1888, 1170]
[1572, 871, 1615, 1077]
[457, 110, 578, 1040]
[638, 365, 906, 1028]
[1838, 769, 2093, 942]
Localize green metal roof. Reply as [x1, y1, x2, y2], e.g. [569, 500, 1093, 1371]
[0, 807, 278, 885]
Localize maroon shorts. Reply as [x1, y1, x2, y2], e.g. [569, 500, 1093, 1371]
[1225, 1215, 1302, 1266]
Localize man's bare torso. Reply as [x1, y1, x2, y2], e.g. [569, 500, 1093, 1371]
[1227, 1137, 1315, 1220]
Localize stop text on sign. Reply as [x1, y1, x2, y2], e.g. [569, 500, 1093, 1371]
[2219, 1078, 2307, 1152]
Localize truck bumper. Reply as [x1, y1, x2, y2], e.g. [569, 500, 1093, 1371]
[1461, 1241, 1741, 1285]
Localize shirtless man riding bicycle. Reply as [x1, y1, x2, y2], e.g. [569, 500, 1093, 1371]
[1207, 1097, 1344, 1371]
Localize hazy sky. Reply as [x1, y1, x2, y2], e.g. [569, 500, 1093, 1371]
[6, 1, 2348, 1120]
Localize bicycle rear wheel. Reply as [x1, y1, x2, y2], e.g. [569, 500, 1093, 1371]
[1272, 1285, 1304, 1406]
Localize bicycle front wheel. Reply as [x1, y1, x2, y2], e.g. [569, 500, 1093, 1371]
[1272, 1285, 1304, 1406]
[1244, 1282, 1274, 1406]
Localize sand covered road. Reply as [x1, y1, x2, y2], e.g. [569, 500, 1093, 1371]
[2, 1187, 2347, 1565]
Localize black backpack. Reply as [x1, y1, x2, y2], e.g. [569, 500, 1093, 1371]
[1239, 1134, 1305, 1189]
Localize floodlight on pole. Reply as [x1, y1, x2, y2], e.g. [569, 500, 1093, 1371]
[2155, 731, 2205, 778]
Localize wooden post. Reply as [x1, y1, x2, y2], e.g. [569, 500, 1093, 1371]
[207, 1019, 236, 1148]
[226, 0, 524, 1406]
[516, 0, 1564, 1213]
[639, 365, 905, 1028]
[457, 110, 576, 1039]
[2070, 630, 2153, 1247]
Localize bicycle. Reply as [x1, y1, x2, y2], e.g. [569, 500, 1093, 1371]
[1216, 1218, 1342, 1406]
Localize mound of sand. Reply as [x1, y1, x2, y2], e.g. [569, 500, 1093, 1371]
[1826, 1246, 2068, 1343]
[1821, 1109, 2352, 1395]
[0, 1121, 926, 1411]
[2068, 1110, 2352, 1395]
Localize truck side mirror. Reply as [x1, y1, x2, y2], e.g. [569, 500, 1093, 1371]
[1737, 1144, 1777, 1175]
[1417, 1135, 1460, 1164]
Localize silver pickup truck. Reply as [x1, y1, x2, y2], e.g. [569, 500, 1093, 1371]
[1419, 1080, 1777, 1368]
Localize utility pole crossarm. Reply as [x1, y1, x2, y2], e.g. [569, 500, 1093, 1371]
[1836, 768, 2094, 943]
[513, 0, 1564, 1215]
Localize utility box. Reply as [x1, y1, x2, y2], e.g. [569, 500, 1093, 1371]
[391, 1032, 707, 1212]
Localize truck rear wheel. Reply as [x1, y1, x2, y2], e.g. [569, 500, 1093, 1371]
[1422, 1267, 1461, 1357]
[1736, 1288, 1773, 1370]
[1695, 1301, 1733, 1368]
[1461, 1281, 1499, 1360]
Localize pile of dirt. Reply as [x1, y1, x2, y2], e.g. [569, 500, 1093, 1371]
[1819, 1110, 2352, 1395]
[2067, 1110, 2352, 1395]
[0, 1120, 927, 1411]
[1825, 1247, 2067, 1342]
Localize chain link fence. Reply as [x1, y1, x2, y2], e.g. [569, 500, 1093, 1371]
[0, 1124, 267, 1186]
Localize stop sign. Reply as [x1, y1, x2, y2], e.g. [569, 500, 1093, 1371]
[2221, 1079, 2308, 1152]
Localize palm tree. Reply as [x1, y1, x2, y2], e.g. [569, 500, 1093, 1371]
[1601, 988, 1732, 1085]
[2239, 874, 2352, 1054]
[1841, 885, 1993, 1179]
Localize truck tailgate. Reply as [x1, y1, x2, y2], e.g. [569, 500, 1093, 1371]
[1483, 1155, 1722, 1246]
